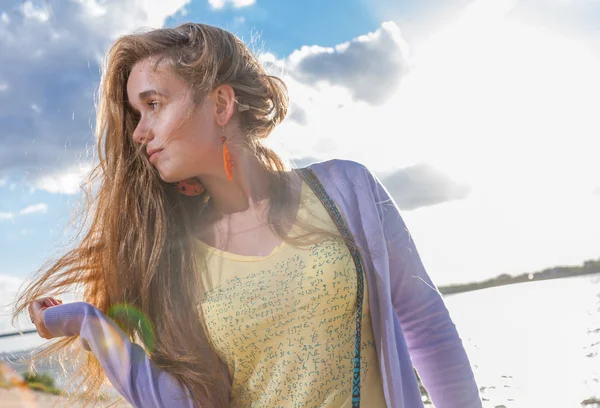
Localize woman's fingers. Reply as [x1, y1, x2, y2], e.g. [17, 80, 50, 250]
[29, 297, 61, 339]
[44, 297, 61, 307]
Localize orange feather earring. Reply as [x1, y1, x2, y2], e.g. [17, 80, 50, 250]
[221, 126, 233, 181]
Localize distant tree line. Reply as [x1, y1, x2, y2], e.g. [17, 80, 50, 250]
[438, 258, 600, 295]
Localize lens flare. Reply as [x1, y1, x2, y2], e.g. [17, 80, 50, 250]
[107, 304, 155, 353]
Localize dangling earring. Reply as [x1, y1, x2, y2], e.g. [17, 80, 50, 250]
[175, 178, 205, 196]
[221, 126, 233, 181]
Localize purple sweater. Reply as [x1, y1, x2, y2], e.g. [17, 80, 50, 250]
[45, 159, 482, 407]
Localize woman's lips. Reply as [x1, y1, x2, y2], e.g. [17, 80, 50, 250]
[147, 149, 163, 163]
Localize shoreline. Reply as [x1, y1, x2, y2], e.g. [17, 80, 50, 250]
[439, 268, 600, 295]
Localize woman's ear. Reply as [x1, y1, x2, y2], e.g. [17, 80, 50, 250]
[213, 84, 236, 127]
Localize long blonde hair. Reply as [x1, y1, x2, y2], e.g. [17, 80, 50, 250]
[13, 23, 298, 407]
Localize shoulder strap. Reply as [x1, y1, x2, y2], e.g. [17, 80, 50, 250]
[296, 167, 364, 408]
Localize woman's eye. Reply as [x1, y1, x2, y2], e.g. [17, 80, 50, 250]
[148, 101, 161, 110]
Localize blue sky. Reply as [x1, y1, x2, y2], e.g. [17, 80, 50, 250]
[1, 0, 600, 344]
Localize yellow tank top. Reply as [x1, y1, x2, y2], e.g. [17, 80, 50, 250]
[195, 181, 387, 407]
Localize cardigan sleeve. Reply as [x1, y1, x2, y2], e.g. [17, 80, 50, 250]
[366, 169, 483, 408]
[44, 302, 196, 408]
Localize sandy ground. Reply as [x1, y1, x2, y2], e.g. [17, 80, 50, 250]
[0, 388, 131, 408]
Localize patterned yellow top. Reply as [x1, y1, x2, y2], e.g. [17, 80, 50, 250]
[195, 181, 387, 407]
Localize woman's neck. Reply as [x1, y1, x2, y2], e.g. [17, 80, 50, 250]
[199, 148, 271, 215]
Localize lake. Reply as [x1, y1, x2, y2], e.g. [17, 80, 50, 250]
[445, 273, 600, 407]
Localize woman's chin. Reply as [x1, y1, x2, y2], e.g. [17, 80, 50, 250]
[157, 170, 178, 184]
[156, 166, 195, 184]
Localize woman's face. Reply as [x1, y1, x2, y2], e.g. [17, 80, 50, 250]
[126, 58, 222, 183]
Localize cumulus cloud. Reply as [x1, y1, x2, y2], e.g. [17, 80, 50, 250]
[208, 0, 255, 10]
[381, 163, 471, 210]
[19, 203, 48, 215]
[286, 22, 411, 105]
[0, 0, 189, 185]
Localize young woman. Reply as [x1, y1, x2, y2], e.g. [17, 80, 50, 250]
[14, 23, 482, 408]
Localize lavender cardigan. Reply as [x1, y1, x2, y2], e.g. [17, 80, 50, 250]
[45, 159, 482, 407]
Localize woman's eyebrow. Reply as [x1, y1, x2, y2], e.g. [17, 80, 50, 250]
[137, 89, 167, 100]
[127, 89, 168, 109]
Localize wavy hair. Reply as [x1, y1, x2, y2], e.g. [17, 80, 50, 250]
[12, 23, 302, 407]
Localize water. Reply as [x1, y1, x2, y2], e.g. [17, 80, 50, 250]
[445, 274, 600, 407]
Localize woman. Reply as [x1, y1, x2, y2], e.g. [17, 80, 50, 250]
[14, 23, 481, 408]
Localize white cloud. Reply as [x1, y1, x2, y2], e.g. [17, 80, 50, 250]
[35, 165, 92, 195]
[19, 203, 48, 215]
[134, 1, 192, 29]
[0, 202, 47, 222]
[0, 212, 14, 221]
[0, 12, 10, 24]
[381, 163, 472, 210]
[0, 177, 7, 186]
[0, 82, 8, 91]
[285, 22, 411, 105]
[209, 0, 255, 10]
[234, 0, 255, 7]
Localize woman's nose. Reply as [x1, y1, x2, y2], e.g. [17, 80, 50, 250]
[132, 118, 152, 145]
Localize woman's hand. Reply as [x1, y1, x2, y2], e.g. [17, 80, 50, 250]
[28, 297, 63, 339]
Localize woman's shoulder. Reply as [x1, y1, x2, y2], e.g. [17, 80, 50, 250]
[303, 158, 373, 181]
[298, 159, 380, 202]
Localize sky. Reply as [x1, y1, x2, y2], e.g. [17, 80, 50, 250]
[0, 0, 599, 345]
